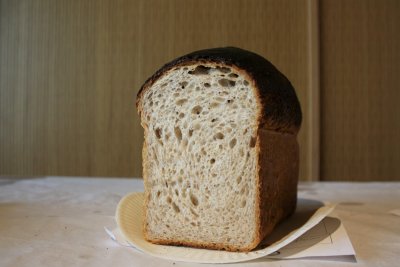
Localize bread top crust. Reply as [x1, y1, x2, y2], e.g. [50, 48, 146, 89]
[137, 47, 302, 135]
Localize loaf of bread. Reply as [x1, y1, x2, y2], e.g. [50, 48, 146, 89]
[136, 47, 302, 252]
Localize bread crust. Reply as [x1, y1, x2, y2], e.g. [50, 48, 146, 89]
[250, 129, 299, 250]
[136, 47, 301, 252]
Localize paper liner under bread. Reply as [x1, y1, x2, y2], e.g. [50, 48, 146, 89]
[116, 192, 335, 263]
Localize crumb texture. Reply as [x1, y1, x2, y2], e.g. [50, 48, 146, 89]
[139, 64, 260, 249]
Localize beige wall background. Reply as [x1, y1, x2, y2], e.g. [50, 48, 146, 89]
[0, 0, 399, 181]
[320, 0, 400, 181]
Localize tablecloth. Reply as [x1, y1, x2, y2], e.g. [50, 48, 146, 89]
[0, 177, 399, 267]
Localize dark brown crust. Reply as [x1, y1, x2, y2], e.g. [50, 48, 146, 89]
[254, 129, 299, 247]
[144, 237, 251, 252]
[137, 47, 302, 134]
[137, 47, 301, 252]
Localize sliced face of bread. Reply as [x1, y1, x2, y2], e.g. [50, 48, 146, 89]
[139, 64, 260, 250]
[136, 47, 301, 252]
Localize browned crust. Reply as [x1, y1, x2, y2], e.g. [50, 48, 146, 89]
[136, 47, 301, 252]
[144, 237, 253, 252]
[254, 129, 299, 247]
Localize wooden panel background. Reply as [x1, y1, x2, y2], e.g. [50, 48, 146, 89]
[0, 0, 315, 180]
[320, 0, 400, 181]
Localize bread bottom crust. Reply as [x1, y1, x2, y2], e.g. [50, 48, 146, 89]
[144, 236, 256, 252]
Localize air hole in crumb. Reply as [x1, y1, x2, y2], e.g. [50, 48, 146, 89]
[190, 193, 199, 206]
[228, 73, 239, 78]
[176, 99, 188, 105]
[216, 66, 231, 73]
[178, 177, 183, 184]
[180, 81, 188, 89]
[229, 138, 237, 148]
[156, 191, 161, 197]
[166, 196, 172, 204]
[243, 80, 249, 86]
[236, 176, 242, 184]
[194, 124, 201, 130]
[210, 102, 220, 108]
[190, 222, 196, 226]
[190, 208, 199, 217]
[188, 65, 210, 75]
[240, 186, 246, 194]
[191, 105, 202, 115]
[179, 113, 185, 118]
[250, 136, 257, 148]
[204, 83, 211, 87]
[172, 202, 180, 213]
[241, 200, 246, 207]
[175, 189, 179, 196]
[214, 132, 224, 139]
[188, 129, 193, 137]
[218, 79, 236, 87]
[174, 127, 182, 141]
[165, 224, 170, 228]
[155, 128, 162, 139]
[210, 158, 215, 164]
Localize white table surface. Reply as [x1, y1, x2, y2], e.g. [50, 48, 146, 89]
[0, 177, 399, 267]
